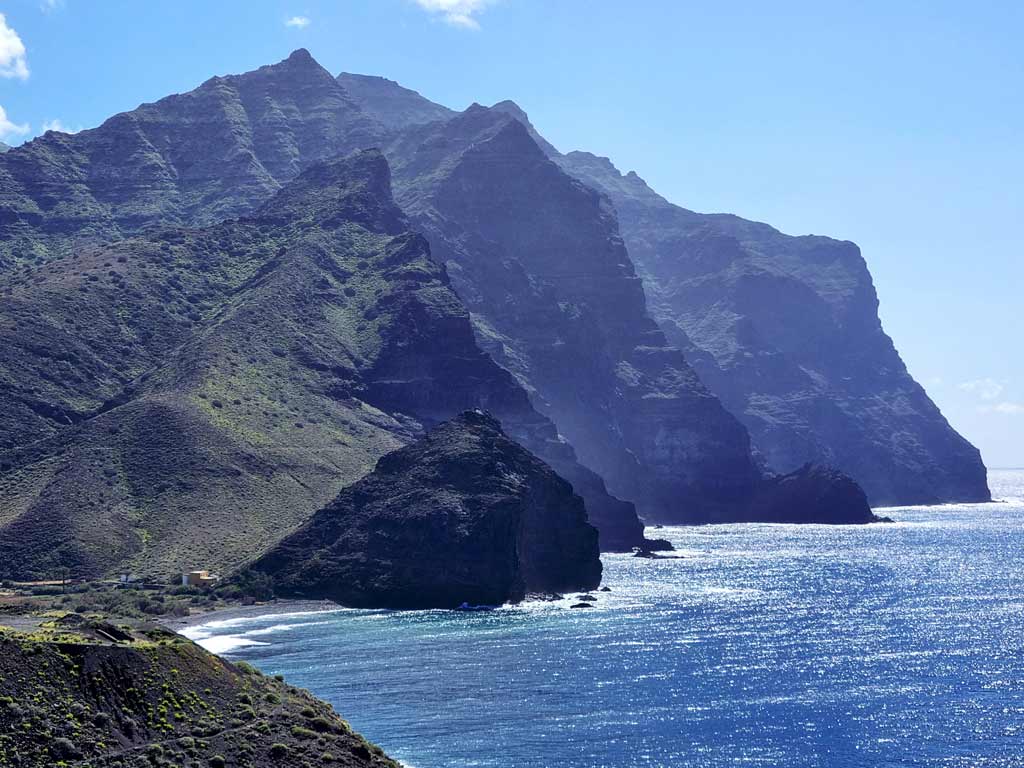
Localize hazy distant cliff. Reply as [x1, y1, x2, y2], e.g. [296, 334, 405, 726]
[558, 151, 990, 506]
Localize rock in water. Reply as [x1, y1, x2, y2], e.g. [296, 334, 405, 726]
[248, 411, 603, 609]
[747, 464, 878, 524]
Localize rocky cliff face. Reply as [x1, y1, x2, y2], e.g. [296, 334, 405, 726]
[249, 411, 602, 609]
[557, 152, 991, 506]
[381, 105, 763, 524]
[0, 149, 646, 581]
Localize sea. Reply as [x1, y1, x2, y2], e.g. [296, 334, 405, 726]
[184, 469, 1024, 767]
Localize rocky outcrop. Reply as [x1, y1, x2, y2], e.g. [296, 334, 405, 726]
[747, 464, 878, 524]
[557, 151, 991, 506]
[0, 149, 646, 580]
[248, 411, 603, 609]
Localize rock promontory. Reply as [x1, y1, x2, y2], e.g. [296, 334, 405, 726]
[248, 411, 603, 608]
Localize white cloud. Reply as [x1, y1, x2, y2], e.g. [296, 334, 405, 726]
[0, 104, 29, 141]
[40, 0, 64, 13]
[412, 0, 496, 29]
[958, 377, 1005, 401]
[285, 16, 311, 29]
[981, 402, 1024, 416]
[0, 13, 29, 80]
[42, 119, 81, 134]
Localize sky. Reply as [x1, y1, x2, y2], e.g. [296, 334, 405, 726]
[0, 0, 1020, 466]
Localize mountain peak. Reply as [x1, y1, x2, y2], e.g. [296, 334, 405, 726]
[284, 47, 316, 65]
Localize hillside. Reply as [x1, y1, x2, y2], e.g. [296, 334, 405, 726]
[0, 149, 648, 581]
[0, 618, 396, 767]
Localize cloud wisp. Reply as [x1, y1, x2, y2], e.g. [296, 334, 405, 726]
[0, 13, 29, 80]
[959, 378, 1005, 401]
[413, 0, 496, 29]
[0, 105, 29, 142]
[285, 16, 311, 29]
[42, 119, 82, 134]
[980, 402, 1024, 416]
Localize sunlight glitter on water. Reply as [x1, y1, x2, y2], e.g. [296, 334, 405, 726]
[190, 470, 1024, 768]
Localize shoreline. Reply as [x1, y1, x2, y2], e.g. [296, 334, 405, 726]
[161, 598, 345, 633]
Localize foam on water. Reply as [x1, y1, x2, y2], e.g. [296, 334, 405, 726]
[192, 470, 1024, 767]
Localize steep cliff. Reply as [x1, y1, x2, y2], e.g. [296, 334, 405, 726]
[249, 411, 603, 608]
[382, 105, 763, 523]
[0, 54, 650, 564]
[558, 151, 990, 506]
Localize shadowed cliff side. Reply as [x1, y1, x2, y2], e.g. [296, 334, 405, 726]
[247, 411, 603, 609]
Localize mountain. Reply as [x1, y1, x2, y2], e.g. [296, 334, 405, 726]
[333, 71, 988, 507]
[0, 620, 397, 767]
[248, 411, 602, 609]
[0, 49, 384, 268]
[0, 149, 647, 581]
[380, 105, 765, 523]
[558, 152, 990, 506]
[0, 142, 9, 153]
[0, 50, 879, 562]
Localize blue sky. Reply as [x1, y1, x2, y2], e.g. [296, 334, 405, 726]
[1, 0, 1020, 466]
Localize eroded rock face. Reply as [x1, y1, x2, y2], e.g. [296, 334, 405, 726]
[0, 49, 384, 266]
[249, 411, 603, 609]
[557, 151, 990, 506]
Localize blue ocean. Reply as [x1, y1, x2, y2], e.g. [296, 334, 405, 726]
[185, 470, 1024, 767]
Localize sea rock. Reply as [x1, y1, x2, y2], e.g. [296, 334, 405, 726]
[248, 411, 603, 609]
[746, 464, 879, 524]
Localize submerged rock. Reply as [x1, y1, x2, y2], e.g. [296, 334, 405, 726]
[248, 411, 603, 609]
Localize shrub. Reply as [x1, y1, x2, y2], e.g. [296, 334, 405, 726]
[210, 757, 226, 768]
[51, 737, 81, 760]
[269, 743, 289, 759]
